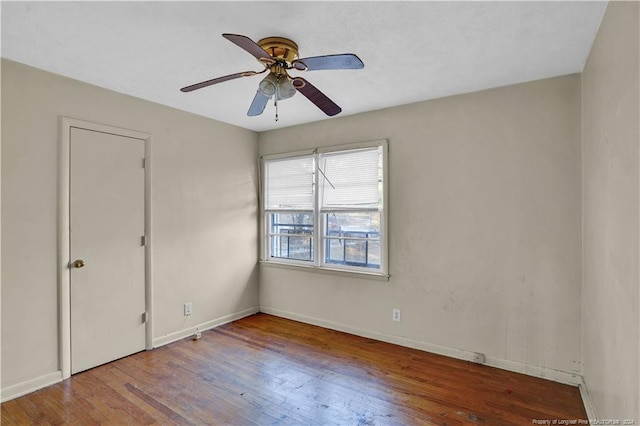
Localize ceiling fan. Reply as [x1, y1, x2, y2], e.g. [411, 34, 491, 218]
[180, 34, 364, 120]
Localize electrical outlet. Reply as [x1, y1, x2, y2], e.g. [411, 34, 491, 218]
[392, 308, 401, 322]
[472, 352, 486, 364]
[184, 302, 192, 316]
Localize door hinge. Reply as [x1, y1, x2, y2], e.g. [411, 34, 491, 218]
[141, 235, 146, 247]
[142, 158, 146, 168]
[142, 312, 149, 324]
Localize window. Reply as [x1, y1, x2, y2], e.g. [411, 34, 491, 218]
[261, 140, 388, 276]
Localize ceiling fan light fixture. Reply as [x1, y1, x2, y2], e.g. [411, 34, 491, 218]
[258, 73, 277, 97]
[276, 78, 296, 100]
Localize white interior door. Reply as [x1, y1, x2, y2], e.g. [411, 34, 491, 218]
[70, 127, 146, 374]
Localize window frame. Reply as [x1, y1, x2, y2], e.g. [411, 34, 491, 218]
[260, 139, 389, 278]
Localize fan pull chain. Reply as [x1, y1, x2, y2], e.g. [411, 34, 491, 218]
[274, 81, 279, 122]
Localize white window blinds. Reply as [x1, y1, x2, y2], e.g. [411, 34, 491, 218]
[319, 147, 381, 211]
[264, 155, 314, 210]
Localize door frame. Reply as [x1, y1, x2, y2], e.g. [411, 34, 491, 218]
[58, 117, 153, 380]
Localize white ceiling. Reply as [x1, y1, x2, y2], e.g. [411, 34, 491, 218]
[1, 1, 607, 132]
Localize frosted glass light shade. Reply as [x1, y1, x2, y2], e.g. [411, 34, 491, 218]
[258, 73, 277, 97]
[277, 78, 296, 100]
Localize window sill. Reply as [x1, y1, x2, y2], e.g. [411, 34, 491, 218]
[259, 260, 390, 282]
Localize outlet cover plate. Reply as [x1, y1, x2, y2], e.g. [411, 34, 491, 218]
[392, 308, 401, 322]
[472, 352, 486, 364]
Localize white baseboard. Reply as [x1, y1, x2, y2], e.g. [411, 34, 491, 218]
[578, 376, 598, 421]
[259, 306, 584, 387]
[1, 371, 63, 403]
[153, 307, 259, 348]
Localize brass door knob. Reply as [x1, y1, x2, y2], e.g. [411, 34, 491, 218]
[73, 259, 86, 268]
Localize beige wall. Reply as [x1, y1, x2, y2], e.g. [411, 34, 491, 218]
[259, 74, 583, 377]
[582, 1, 640, 419]
[1, 59, 259, 392]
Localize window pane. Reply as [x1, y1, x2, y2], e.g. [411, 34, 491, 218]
[324, 212, 380, 269]
[269, 212, 314, 261]
[325, 212, 380, 235]
[325, 238, 380, 269]
[270, 212, 313, 231]
[270, 235, 313, 261]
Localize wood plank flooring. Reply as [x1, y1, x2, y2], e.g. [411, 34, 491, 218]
[2, 313, 587, 425]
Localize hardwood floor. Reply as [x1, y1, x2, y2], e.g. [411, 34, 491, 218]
[2, 313, 587, 425]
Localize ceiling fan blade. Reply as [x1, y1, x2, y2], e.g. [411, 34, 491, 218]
[247, 91, 271, 116]
[180, 71, 257, 92]
[222, 33, 272, 62]
[292, 77, 342, 116]
[293, 54, 364, 71]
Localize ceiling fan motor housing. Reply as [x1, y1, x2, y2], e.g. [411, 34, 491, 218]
[258, 37, 299, 65]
